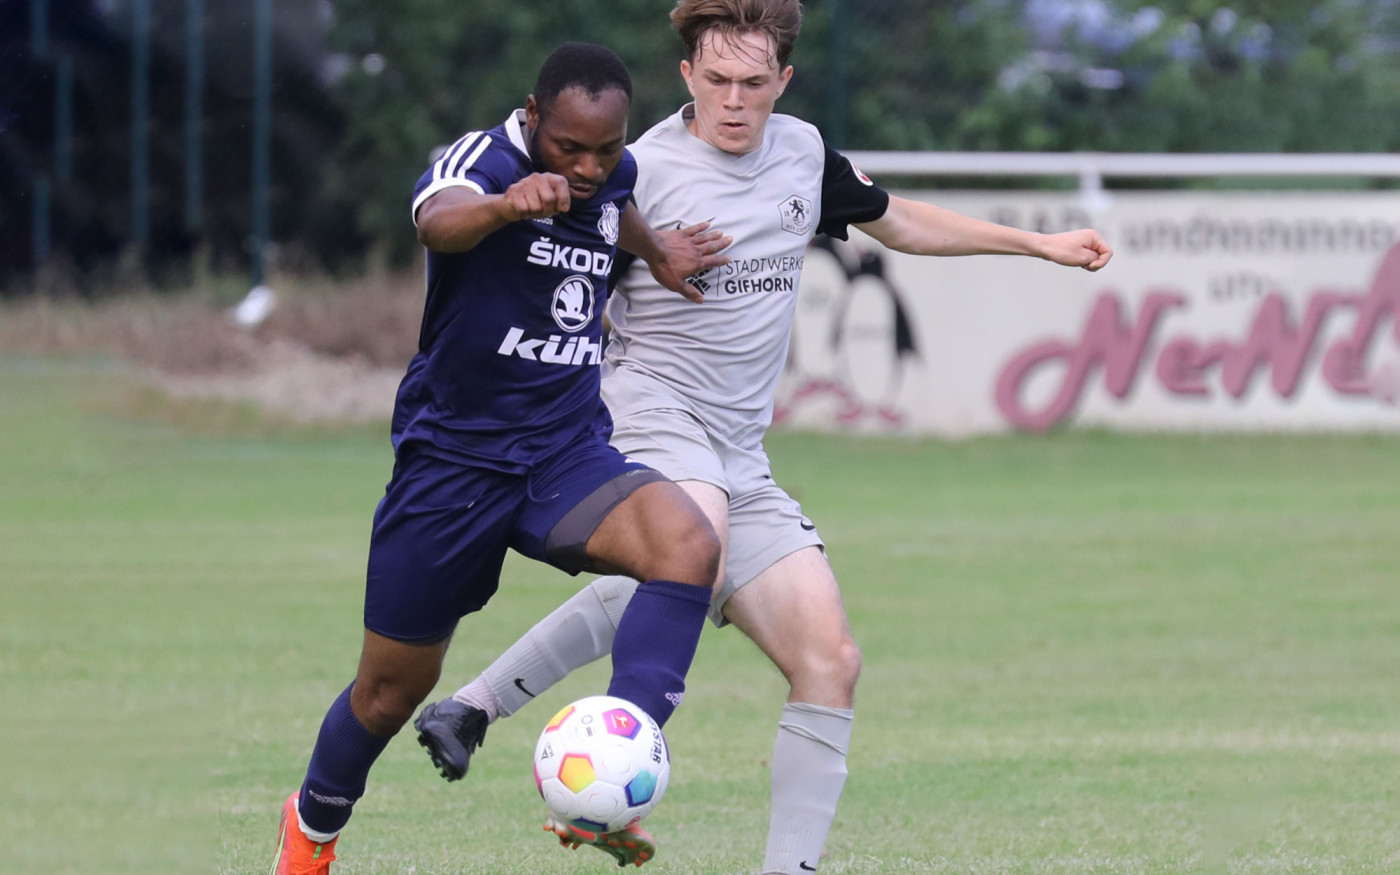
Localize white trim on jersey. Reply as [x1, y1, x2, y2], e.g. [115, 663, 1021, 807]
[434, 131, 482, 181]
[412, 110, 532, 225]
[452, 135, 492, 178]
[412, 177, 486, 225]
[503, 109, 530, 158]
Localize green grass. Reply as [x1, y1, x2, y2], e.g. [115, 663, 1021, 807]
[3, 358, 1399, 874]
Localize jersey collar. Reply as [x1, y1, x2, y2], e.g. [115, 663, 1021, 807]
[505, 108, 531, 159]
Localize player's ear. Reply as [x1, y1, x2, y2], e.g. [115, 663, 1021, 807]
[525, 94, 540, 131]
[679, 60, 696, 96]
[777, 65, 794, 97]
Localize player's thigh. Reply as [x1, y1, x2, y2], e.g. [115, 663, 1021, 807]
[677, 479, 731, 584]
[723, 546, 858, 708]
[610, 407, 734, 582]
[364, 448, 516, 645]
[585, 478, 719, 585]
[514, 436, 717, 585]
[714, 474, 823, 625]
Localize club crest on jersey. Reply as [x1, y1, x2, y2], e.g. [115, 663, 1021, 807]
[552, 274, 595, 333]
[598, 201, 620, 245]
[778, 194, 814, 236]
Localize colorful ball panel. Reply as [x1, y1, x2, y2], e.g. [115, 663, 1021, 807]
[625, 769, 657, 806]
[601, 707, 642, 739]
[558, 753, 596, 794]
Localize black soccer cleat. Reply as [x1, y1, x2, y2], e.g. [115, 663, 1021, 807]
[414, 699, 489, 782]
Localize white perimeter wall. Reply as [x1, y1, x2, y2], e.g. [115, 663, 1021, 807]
[774, 191, 1400, 435]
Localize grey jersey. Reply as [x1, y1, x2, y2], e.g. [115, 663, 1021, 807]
[603, 106, 885, 446]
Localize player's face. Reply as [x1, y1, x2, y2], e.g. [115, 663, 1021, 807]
[526, 86, 629, 203]
[680, 29, 793, 156]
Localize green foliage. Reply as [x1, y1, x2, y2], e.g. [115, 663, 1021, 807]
[324, 0, 1400, 260]
[958, 0, 1400, 155]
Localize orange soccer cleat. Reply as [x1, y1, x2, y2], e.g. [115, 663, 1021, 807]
[545, 813, 656, 868]
[269, 793, 338, 875]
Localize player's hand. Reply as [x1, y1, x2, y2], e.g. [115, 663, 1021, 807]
[647, 221, 733, 303]
[1041, 229, 1113, 272]
[501, 172, 572, 221]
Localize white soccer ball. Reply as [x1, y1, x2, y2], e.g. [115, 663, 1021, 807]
[532, 695, 670, 833]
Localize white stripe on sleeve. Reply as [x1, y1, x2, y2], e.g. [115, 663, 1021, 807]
[451, 135, 493, 177]
[434, 131, 482, 181]
[412, 177, 485, 226]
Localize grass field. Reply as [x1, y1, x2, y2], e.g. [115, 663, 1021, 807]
[3, 358, 1399, 874]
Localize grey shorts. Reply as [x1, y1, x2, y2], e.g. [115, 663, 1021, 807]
[609, 406, 824, 627]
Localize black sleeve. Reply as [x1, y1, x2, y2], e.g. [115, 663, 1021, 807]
[815, 145, 890, 241]
[607, 250, 638, 295]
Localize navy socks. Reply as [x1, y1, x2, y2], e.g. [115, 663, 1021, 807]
[297, 683, 392, 836]
[606, 579, 711, 727]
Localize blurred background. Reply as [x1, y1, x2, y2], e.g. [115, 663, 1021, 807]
[5, 0, 1399, 293]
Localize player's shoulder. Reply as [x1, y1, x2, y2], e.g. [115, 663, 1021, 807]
[764, 113, 825, 151]
[630, 110, 684, 156]
[602, 148, 639, 196]
[435, 116, 529, 179]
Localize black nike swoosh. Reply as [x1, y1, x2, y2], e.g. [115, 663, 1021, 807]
[513, 678, 535, 697]
[800, 863, 816, 872]
[800, 521, 816, 531]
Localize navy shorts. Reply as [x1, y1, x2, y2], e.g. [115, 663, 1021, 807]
[363, 438, 666, 644]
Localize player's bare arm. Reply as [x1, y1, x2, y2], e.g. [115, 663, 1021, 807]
[416, 173, 572, 253]
[857, 195, 1113, 271]
[617, 208, 733, 303]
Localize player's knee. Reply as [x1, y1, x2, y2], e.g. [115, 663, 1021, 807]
[796, 634, 862, 698]
[833, 636, 863, 693]
[354, 680, 431, 735]
[659, 517, 721, 587]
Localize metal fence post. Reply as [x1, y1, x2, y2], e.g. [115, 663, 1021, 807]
[251, 0, 273, 287]
[131, 0, 151, 254]
[185, 0, 204, 234]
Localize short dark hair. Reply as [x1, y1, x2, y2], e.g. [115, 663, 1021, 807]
[534, 42, 633, 117]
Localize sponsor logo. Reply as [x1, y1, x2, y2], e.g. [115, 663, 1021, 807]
[779, 194, 814, 235]
[799, 518, 817, 532]
[995, 241, 1400, 430]
[307, 790, 354, 807]
[527, 238, 613, 277]
[497, 328, 603, 365]
[664, 691, 684, 707]
[717, 256, 803, 296]
[722, 275, 795, 296]
[688, 269, 713, 296]
[552, 274, 595, 332]
[598, 201, 620, 245]
[800, 861, 817, 871]
[533, 216, 554, 226]
[513, 677, 535, 697]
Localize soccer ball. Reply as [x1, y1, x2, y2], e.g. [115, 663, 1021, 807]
[533, 695, 670, 833]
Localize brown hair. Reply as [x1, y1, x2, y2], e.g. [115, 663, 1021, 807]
[670, 0, 803, 68]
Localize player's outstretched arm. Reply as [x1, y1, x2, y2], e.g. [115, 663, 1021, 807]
[856, 195, 1112, 271]
[417, 173, 573, 253]
[617, 208, 732, 303]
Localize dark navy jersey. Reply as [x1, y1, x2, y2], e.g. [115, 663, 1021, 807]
[398, 110, 637, 473]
